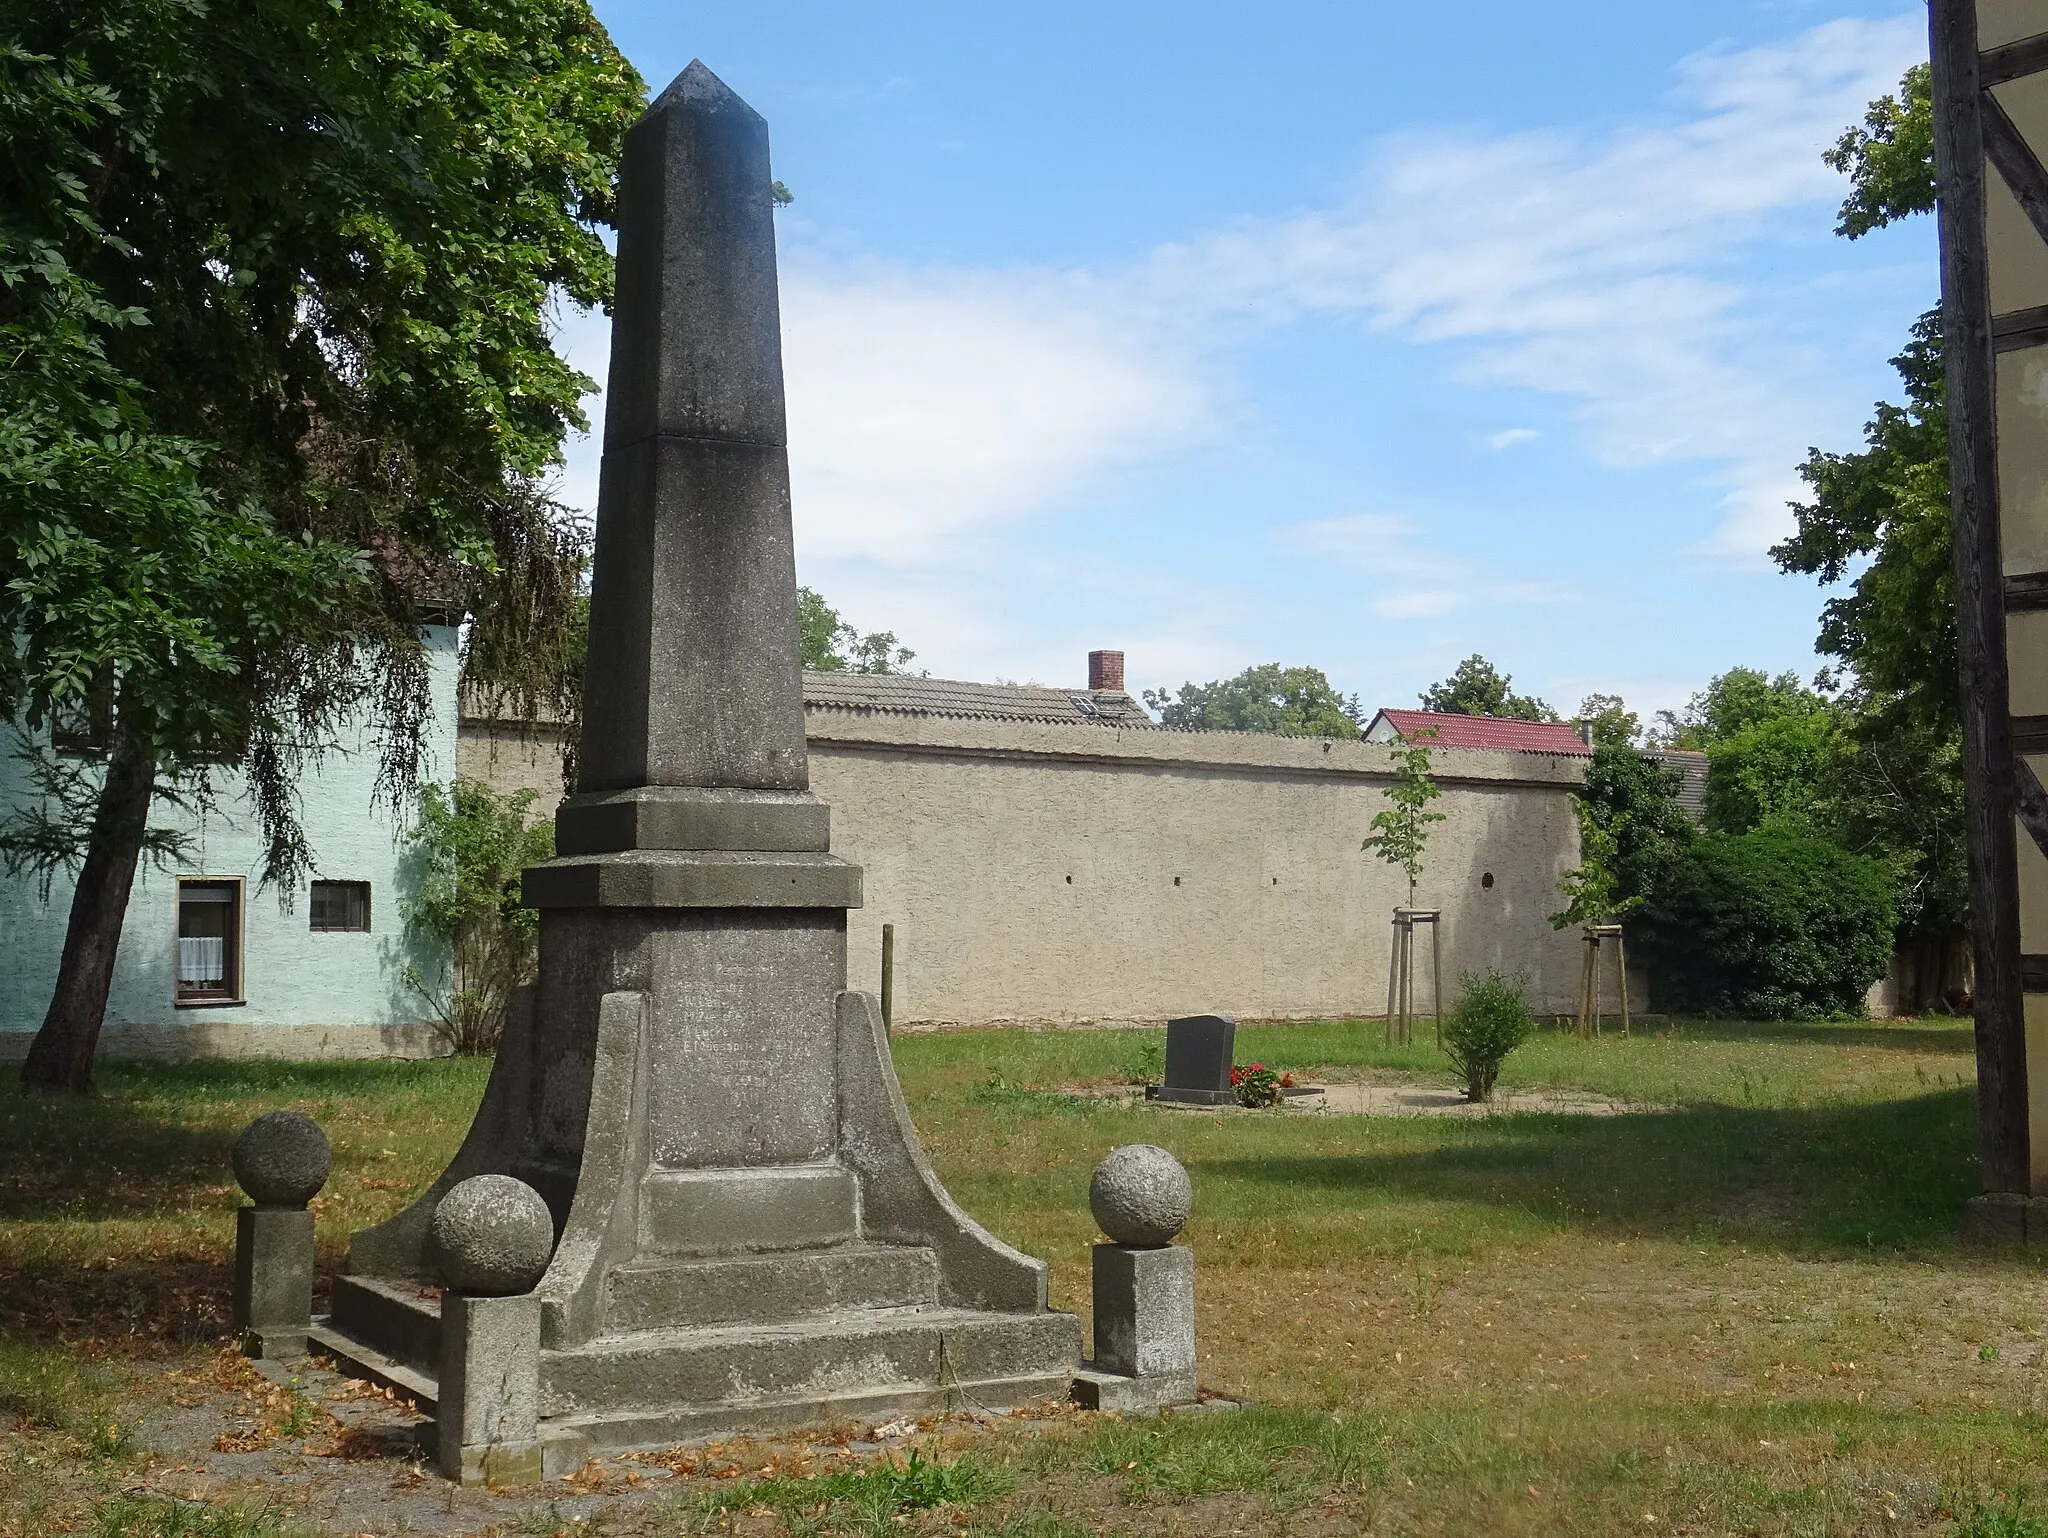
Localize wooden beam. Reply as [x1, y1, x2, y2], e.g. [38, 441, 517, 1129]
[2025, 955, 2048, 993]
[2007, 571, 2048, 609]
[1982, 91, 2048, 247]
[2014, 716, 2048, 754]
[1993, 303, 2048, 352]
[1984, 31, 2048, 87]
[2018, 754, 2048, 859]
[1936, 0, 2032, 1194]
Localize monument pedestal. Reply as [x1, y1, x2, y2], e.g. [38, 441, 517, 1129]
[306, 58, 1076, 1463]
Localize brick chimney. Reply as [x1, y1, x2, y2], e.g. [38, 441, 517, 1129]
[1088, 649, 1125, 692]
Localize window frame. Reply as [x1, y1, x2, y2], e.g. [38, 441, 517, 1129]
[174, 877, 245, 1007]
[308, 880, 372, 934]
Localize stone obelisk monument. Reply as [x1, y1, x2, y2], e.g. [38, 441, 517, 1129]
[318, 63, 1076, 1473]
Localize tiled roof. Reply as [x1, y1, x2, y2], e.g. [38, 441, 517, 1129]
[802, 671, 1156, 727]
[1369, 708, 1593, 756]
[1648, 749, 1709, 819]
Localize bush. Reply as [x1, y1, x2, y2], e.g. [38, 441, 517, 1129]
[1631, 829, 1893, 1019]
[399, 778, 554, 1053]
[1230, 1063, 1285, 1109]
[1443, 970, 1535, 1102]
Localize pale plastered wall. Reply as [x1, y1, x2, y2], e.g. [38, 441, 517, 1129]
[461, 710, 1595, 1026]
[0, 627, 461, 1057]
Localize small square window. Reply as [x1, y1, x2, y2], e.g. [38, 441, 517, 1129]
[177, 880, 242, 1004]
[309, 880, 371, 933]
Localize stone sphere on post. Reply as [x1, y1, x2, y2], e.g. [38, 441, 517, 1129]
[1089, 1144, 1192, 1247]
[430, 1175, 555, 1296]
[232, 1111, 332, 1209]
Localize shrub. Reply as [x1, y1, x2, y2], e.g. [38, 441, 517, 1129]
[399, 778, 554, 1053]
[1631, 829, 1893, 1019]
[1443, 970, 1535, 1102]
[1230, 1063, 1287, 1109]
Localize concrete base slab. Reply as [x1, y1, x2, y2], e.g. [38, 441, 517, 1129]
[239, 1327, 309, 1360]
[1071, 1365, 1198, 1412]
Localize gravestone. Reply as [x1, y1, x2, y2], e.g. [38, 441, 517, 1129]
[309, 61, 1076, 1475]
[1146, 1013, 1237, 1106]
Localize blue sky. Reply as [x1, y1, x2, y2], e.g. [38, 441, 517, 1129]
[566, 1, 1937, 723]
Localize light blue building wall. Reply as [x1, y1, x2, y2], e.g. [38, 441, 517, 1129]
[0, 626, 460, 1059]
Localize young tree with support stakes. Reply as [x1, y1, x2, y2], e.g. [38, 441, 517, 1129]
[1363, 736, 1445, 907]
[1364, 735, 1446, 1043]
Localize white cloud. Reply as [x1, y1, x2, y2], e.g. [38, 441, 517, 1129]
[547, 13, 1927, 686]
[1274, 512, 1579, 620]
[778, 260, 1210, 560]
[1131, 13, 1925, 562]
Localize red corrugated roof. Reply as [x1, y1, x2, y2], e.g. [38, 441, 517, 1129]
[1370, 708, 1592, 755]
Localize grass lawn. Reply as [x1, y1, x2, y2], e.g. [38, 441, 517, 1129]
[4, 1014, 2046, 1536]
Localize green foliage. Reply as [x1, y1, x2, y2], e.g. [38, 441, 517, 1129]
[1633, 830, 1895, 1019]
[687, 1450, 1013, 1531]
[1144, 663, 1362, 736]
[1825, 63, 1935, 239]
[1651, 668, 1824, 751]
[1575, 692, 1639, 749]
[0, 736, 191, 899]
[1231, 1062, 1283, 1109]
[1, 0, 636, 1081]
[1703, 709, 1844, 836]
[1566, 744, 1695, 917]
[797, 586, 917, 675]
[1442, 968, 1535, 1102]
[1419, 655, 1556, 721]
[399, 778, 554, 1053]
[1954, 1494, 2048, 1538]
[1361, 739, 1444, 902]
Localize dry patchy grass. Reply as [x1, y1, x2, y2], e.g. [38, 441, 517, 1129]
[4, 1015, 2045, 1535]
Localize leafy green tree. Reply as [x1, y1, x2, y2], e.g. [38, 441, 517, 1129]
[797, 587, 917, 675]
[1650, 668, 1824, 751]
[1775, 63, 1967, 1007]
[399, 779, 554, 1053]
[1552, 743, 1694, 929]
[1704, 710, 1845, 836]
[1826, 63, 1935, 238]
[2, 0, 642, 1091]
[1575, 693, 1640, 750]
[1419, 655, 1556, 721]
[1362, 738, 1446, 905]
[1144, 664, 1362, 737]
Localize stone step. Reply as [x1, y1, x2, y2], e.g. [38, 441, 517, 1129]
[329, 1274, 443, 1376]
[541, 1306, 1078, 1420]
[551, 1369, 1076, 1453]
[604, 1243, 938, 1331]
[307, 1319, 438, 1412]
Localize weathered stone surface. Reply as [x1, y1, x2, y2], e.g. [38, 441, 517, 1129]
[233, 1111, 331, 1208]
[233, 1206, 314, 1358]
[577, 63, 807, 799]
[1090, 1241, 1195, 1378]
[1089, 1144, 1192, 1246]
[327, 61, 1076, 1464]
[553, 786, 830, 856]
[431, 1175, 555, 1296]
[440, 1291, 542, 1486]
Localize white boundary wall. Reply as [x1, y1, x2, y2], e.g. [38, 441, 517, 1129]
[467, 709, 1595, 1027]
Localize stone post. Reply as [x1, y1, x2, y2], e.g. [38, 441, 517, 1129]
[1073, 1144, 1199, 1411]
[230, 1111, 330, 1358]
[431, 1175, 553, 1486]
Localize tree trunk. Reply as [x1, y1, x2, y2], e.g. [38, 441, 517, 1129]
[19, 723, 158, 1095]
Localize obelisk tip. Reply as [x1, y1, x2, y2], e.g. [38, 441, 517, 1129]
[646, 60, 764, 126]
